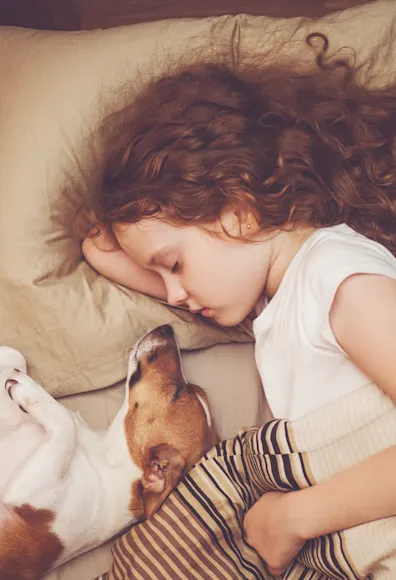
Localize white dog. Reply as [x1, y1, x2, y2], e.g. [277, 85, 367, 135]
[0, 325, 217, 580]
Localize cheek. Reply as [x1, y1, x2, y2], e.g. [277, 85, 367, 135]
[187, 261, 223, 295]
[205, 255, 236, 288]
[184, 241, 238, 294]
[214, 254, 242, 285]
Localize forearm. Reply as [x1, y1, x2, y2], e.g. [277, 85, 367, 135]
[82, 237, 167, 301]
[290, 444, 396, 540]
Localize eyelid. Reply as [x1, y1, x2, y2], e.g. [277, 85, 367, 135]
[156, 254, 179, 271]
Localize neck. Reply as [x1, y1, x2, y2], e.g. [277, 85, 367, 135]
[265, 226, 316, 298]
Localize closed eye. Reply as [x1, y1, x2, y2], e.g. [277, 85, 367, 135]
[171, 261, 180, 274]
[172, 382, 183, 402]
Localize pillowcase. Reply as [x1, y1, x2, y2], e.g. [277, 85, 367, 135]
[0, 0, 394, 397]
[0, 18, 250, 397]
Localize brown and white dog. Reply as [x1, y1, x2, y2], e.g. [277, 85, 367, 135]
[0, 325, 217, 580]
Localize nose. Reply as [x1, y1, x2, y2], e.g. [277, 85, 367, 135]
[164, 277, 189, 307]
[153, 324, 174, 339]
[141, 324, 177, 351]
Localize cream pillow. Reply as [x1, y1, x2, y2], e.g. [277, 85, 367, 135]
[0, 18, 252, 397]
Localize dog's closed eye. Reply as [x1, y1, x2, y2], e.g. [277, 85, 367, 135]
[172, 382, 183, 403]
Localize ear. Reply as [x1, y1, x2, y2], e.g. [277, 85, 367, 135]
[218, 207, 242, 237]
[219, 205, 258, 238]
[141, 443, 186, 519]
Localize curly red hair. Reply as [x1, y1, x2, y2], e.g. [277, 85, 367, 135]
[92, 34, 396, 256]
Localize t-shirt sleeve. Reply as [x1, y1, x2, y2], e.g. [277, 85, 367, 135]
[303, 235, 396, 351]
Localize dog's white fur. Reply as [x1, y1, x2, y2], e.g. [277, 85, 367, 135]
[0, 327, 213, 572]
[0, 345, 143, 567]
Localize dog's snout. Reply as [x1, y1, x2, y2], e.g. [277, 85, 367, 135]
[155, 325, 174, 339]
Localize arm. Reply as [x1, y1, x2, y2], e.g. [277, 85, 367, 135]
[290, 444, 396, 540]
[244, 273, 396, 574]
[82, 234, 167, 301]
[294, 273, 396, 538]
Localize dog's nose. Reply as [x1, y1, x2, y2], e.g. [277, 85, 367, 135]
[155, 324, 174, 339]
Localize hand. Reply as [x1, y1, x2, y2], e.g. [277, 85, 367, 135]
[243, 491, 306, 577]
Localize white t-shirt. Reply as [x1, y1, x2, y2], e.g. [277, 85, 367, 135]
[253, 224, 396, 421]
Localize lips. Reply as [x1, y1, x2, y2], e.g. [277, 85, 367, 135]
[190, 307, 213, 317]
[200, 308, 213, 317]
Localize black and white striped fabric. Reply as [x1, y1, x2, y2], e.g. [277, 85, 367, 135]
[97, 383, 396, 580]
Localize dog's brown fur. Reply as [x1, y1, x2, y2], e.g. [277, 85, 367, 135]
[124, 329, 218, 518]
[0, 504, 64, 580]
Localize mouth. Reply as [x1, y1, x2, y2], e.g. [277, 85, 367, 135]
[200, 308, 213, 317]
[190, 307, 213, 318]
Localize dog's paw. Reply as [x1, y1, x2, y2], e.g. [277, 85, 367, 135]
[141, 443, 185, 493]
[5, 378, 28, 413]
[5, 377, 17, 396]
[5, 374, 40, 412]
[141, 459, 168, 493]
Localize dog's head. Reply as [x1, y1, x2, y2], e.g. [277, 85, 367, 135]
[124, 325, 218, 519]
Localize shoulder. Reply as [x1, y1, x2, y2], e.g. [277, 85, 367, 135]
[330, 272, 396, 395]
[295, 226, 396, 354]
[299, 225, 396, 303]
[303, 224, 393, 268]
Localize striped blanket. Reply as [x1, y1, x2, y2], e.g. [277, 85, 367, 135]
[97, 383, 396, 579]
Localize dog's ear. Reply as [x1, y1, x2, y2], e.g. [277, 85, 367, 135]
[193, 384, 219, 451]
[207, 424, 219, 450]
[141, 443, 186, 519]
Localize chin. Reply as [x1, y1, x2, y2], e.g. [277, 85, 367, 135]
[214, 312, 246, 328]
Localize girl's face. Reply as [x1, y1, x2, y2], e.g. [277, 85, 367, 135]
[114, 214, 273, 327]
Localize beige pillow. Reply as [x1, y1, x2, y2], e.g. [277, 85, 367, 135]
[0, 18, 250, 397]
[0, 0, 394, 397]
[237, 0, 396, 87]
